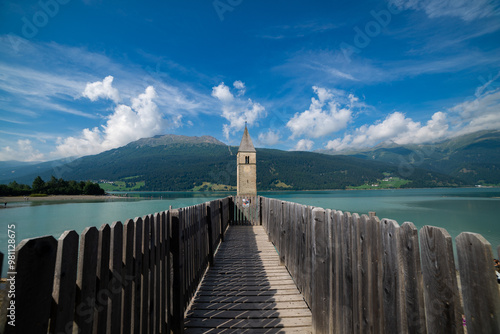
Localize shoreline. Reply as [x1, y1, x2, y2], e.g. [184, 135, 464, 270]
[0, 194, 123, 204]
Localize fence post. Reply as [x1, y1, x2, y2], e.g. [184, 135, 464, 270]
[219, 200, 224, 242]
[312, 207, 329, 334]
[399, 222, 426, 334]
[6, 236, 57, 334]
[108, 221, 123, 334]
[420, 226, 464, 333]
[207, 205, 214, 266]
[171, 209, 184, 334]
[49, 230, 79, 334]
[456, 232, 500, 333]
[75, 227, 99, 334]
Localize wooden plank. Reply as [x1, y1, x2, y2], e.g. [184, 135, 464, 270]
[303, 205, 313, 307]
[50, 230, 79, 334]
[184, 317, 312, 329]
[171, 209, 184, 333]
[186, 309, 312, 319]
[358, 214, 372, 333]
[141, 215, 150, 334]
[370, 215, 384, 333]
[399, 222, 426, 334]
[93, 224, 110, 334]
[456, 232, 500, 333]
[419, 225, 464, 334]
[153, 213, 161, 333]
[7, 236, 57, 334]
[330, 210, 340, 334]
[160, 211, 168, 334]
[107, 221, 123, 334]
[75, 227, 99, 334]
[189, 301, 310, 311]
[381, 219, 403, 334]
[132, 217, 143, 334]
[341, 212, 354, 334]
[185, 327, 312, 334]
[121, 219, 134, 334]
[312, 207, 329, 333]
[350, 213, 361, 334]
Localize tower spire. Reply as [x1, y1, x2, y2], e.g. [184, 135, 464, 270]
[238, 124, 256, 153]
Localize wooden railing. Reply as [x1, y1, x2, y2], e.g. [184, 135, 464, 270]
[260, 196, 500, 334]
[2, 196, 231, 334]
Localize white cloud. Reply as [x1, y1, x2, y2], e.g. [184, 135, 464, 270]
[388, 0, 500, 21]
[233, 80, 246, 95]
[82, 75, 120, 103]
[212, 82, 234, 103]
[287, 86, 357, 139]
[212, 82, 266, 140]
[326, 111, 449, 151]
[258, 129, 281, 146]
[0, 139, 44, 161]
[293, 139, 314, 151]
[450, 88, 500, 135]
[53, 84, 171, 158]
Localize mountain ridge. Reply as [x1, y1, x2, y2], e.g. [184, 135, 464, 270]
[2, 130, 498, 190]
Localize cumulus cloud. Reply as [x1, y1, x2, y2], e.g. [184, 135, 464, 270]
[212, 82, 234, 103]
[450, 88, 500, 135]
[212, 81, 266, 140]
[82, 75, 120, 103]
[258, 129, 281, 146]
[233, 80, 246, 95]
[326, 111, 449, 151]
[53, 82, 171, 158]
[388, 0, 500, 21]
[0, 139, 44, 161]
[293, 139, 314, 151]
[287, 86, 358, 139]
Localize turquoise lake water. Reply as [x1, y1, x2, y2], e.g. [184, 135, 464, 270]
[1, 188, 500, 276]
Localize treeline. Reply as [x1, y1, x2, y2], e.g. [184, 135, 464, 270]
[0, 176, 105, 196]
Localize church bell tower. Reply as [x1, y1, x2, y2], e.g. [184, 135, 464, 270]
[237, 124, 257, 196]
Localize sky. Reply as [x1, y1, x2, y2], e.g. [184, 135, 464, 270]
[0, 0, 499, 162]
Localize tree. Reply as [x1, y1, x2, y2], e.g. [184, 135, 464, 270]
[32, 176, 45, 194]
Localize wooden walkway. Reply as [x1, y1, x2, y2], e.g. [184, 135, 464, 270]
[184, 226, 312, 333]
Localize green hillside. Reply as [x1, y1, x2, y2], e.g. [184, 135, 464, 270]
[3, 134, 464, 191]
[319, 130, 500, 186]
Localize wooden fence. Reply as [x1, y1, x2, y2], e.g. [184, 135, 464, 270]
[260, 196, 500, 334]
[232, 195, 259, 225]
[2, 196, 231, 334]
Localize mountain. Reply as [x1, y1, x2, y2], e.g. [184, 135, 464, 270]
[318, 130, 500, 185]
[0, 158, 74, 183]
[1, 134, 466, 191]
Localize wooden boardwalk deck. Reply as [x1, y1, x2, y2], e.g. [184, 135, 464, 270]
[184, 226, 312, 333]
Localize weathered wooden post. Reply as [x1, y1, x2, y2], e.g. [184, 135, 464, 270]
[219, 200, 224, 242]
[312, 207, 330, 333]
[6, 236, 57, 334]
[171, 209, 184, 334]
[207, 205, 214, 266]
[456, 232, 500, 333]
[49, 230, 79, 334]
[420, 226, 464, 334]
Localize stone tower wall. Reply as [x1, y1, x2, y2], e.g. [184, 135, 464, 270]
[237, 151, 257, 196]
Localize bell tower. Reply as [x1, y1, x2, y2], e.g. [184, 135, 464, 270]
[237, 123, 257, 196]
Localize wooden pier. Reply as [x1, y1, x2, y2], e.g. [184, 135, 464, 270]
[2, 195, 500, 334]
[184, 226, 312, 333]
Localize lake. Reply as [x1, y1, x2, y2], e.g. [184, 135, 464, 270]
[1, 187, 500, 277]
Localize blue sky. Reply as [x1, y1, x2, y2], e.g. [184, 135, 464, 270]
[1, 0, 499, 161]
